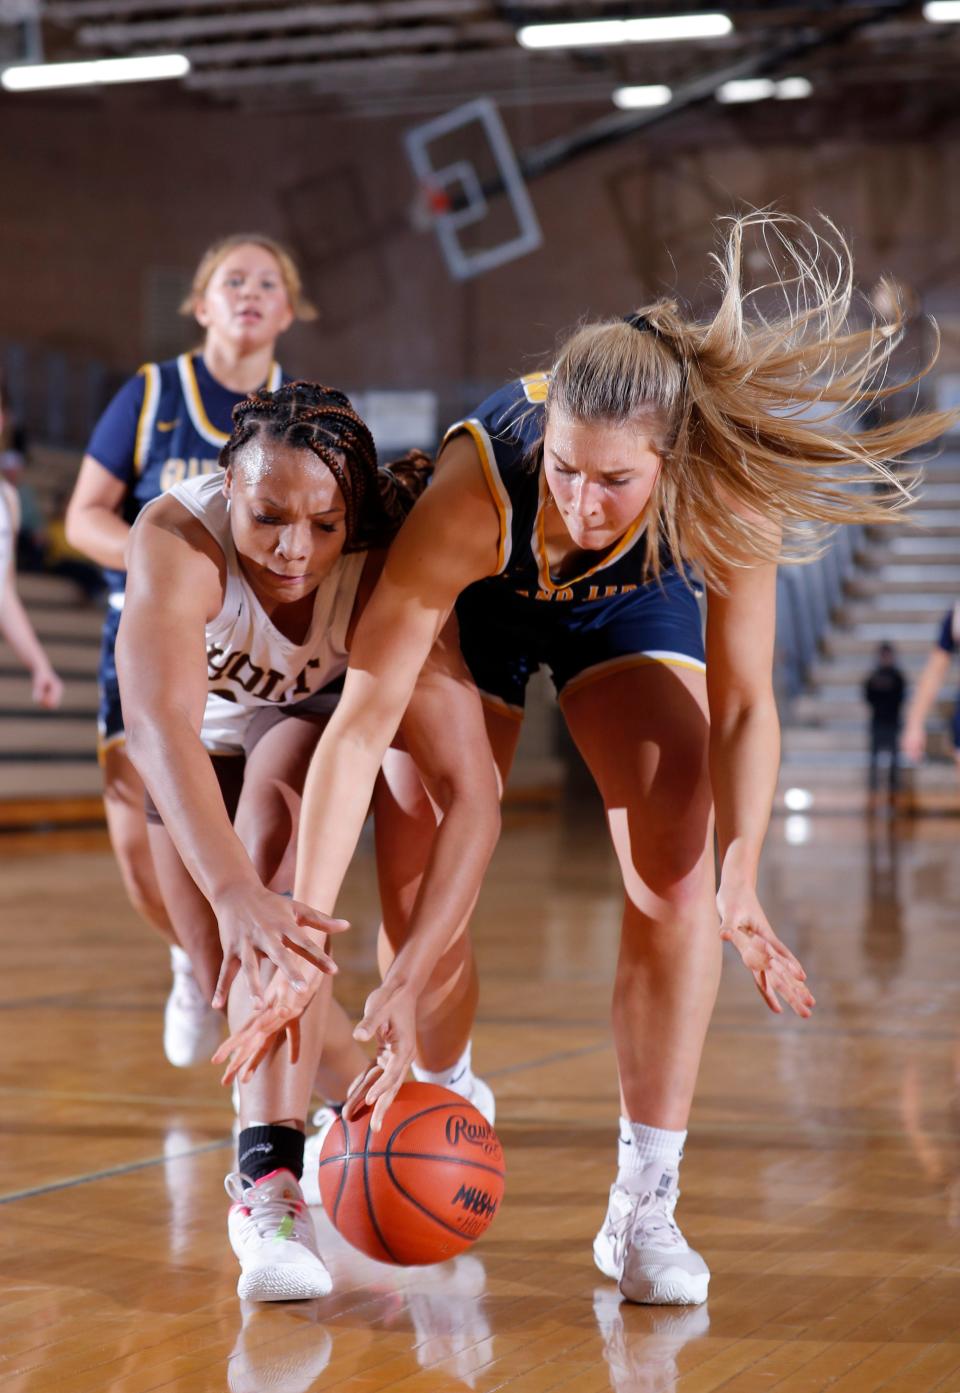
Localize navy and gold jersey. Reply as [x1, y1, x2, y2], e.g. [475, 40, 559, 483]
[444, 373, 653, 605]
[87, 351, 284, 594]
[444, 376, 705, 714]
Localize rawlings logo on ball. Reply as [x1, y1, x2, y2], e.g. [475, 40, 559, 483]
[445, 1113, 501, 1156]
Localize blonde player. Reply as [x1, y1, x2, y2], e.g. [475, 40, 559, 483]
[220, 213, 953, 1306]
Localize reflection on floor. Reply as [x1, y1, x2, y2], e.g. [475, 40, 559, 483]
[2, 810, 960, 1391]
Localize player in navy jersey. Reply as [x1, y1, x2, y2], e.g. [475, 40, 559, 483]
[65, 234, 307, 1069]
[220, 213, 954, 1305]
[902, 602, 960, 772]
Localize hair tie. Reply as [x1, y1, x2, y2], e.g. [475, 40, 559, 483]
[623, 312, 661, 337]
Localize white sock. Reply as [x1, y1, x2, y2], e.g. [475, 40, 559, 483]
[170, 945, 192, 974]
[412, 1041, 475, 1097]
[617, 1118, 686, 1182]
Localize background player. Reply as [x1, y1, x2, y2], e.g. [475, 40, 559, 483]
[220, 213, 953, 1308]
[65, 234, 306, 1068]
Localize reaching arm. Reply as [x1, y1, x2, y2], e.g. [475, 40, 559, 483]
[0, 485, 62, 708]
[346, 621, 502, 1126]
[65, 455, 132, 572]
[294, 434, 502, 917]
[706, 562, 814, 1017]
[902, 647, 951, 761]
[212, 438, 503, 1091]
[118, 500, 345, 1006]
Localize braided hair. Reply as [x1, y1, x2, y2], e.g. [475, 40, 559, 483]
[220, 381, 432, 552]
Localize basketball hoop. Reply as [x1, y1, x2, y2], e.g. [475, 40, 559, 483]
[409, 180, 453, 234]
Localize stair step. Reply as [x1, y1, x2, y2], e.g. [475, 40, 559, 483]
[808, 655, 931, 685]
[0, 674, 99, 711]
[821, 634, 934, 658]
[15, 574, 94, 608]
[0, 641, 100, 675]
[29, 610, 104, 642]
[847, 575, 960, 596]
[840, 593, 950, 614]
[834, 622, 940, 641]
[0, 717, 97, 755]
[871, 540, 960, 560]
[838, 606, 946, 627]
[858, 565, 960, 582]
[0, 763, 104, 800]
[783, 729, 871, 750]
[914, 483, 960, 501]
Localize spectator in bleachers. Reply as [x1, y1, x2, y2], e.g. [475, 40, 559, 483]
[864, 641, 906, 801]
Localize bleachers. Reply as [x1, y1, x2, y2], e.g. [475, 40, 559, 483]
[777, 446, 960, 812]
[0, 572, 103, 819]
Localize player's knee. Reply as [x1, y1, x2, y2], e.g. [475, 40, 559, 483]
[119, 856, 166, 924]
[241, 819, 290, 884]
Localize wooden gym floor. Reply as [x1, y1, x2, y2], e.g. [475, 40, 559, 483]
[2, 804, 959, 1392]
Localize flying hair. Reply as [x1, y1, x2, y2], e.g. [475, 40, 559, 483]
[545, 211, 956, 590]
[220, 381, 432, 552]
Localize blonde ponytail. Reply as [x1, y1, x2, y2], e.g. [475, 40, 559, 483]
[547, 211, 955, 590]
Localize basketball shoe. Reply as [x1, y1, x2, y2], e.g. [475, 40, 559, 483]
[164, 945, 222, 1068]
[225, 1169, 333, 1301]
[593, 1161, 709, 1305]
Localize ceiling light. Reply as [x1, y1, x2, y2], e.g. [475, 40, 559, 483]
[1, 53, 190, 91]
[923, 2, 960, 21]
[518, 14, 732, 49]
[776, 76, 812, 99]
[612, 84, 672, 109]
[716, 75, 812, 104]
[716, 77, 776, 103]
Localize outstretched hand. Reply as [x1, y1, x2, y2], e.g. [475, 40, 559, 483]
[717, 883, 815, 1018]
[210, 882, 348, 1010]
[343, 978, 419, 1134]
[212, 973, 307, 1085]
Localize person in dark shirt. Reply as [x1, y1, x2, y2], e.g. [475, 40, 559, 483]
[864, 641, 907, 796]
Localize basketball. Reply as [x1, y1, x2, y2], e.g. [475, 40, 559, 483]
[317, 1082, 506, 1266]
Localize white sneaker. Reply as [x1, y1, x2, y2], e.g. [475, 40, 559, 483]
[457, 1073, 496, 1127]
[225, 1169, 333, 1301]
[300, 1106, 341, 1207]
[593, 1162, 709, 1305]
[164, 946, 222, 1068]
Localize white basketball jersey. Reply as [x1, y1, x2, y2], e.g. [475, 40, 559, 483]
[165, 472, 365, 752]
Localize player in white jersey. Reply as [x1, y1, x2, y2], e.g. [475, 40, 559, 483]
[66, 234, 306, 1069]
[0, 481, 63, 710]
[117, 382, 500, 1300]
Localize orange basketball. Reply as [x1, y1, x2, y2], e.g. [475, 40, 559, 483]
[317, 1081, 505, 1266]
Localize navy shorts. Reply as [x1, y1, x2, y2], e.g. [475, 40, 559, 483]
[455, 569, 706, 715]
[97, 601, 125, 755]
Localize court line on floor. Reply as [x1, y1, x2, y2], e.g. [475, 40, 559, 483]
[0, 1138, 232, 1206]
[0, 1039, 614, 1207]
